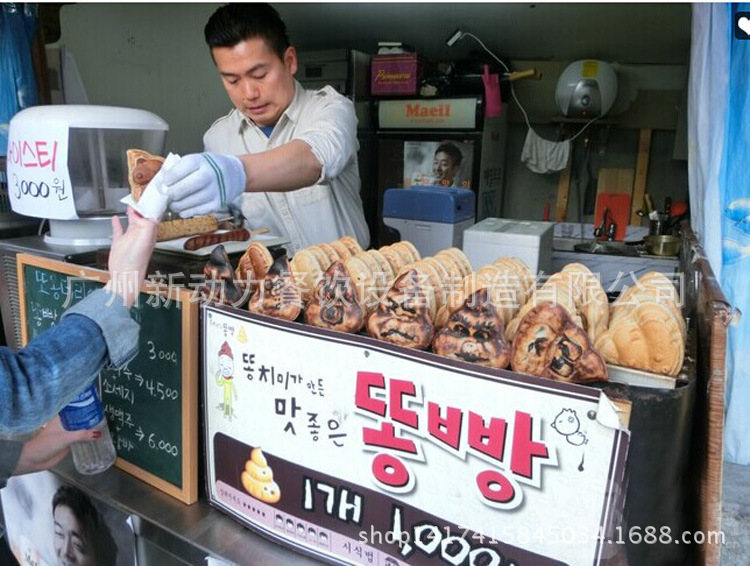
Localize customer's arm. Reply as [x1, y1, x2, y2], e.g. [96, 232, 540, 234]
[0, 417, 99, 487]
[0, 208, 156, 434]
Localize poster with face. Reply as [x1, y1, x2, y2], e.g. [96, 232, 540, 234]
[1, 472, 136, 566]
[403, 140, 474, 189]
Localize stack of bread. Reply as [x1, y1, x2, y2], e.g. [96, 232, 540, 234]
[365, 247, 475, 348]
[504, 262, 609, 345]
[593, 271, 685, 376]
[305, 241, 421, 333]
[436, 256, 535, 329]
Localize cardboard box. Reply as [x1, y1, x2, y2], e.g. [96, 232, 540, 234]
[371, 53, 428, 96]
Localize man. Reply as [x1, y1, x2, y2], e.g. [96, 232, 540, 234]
[163, 3, 370, 253]
[432, 142, 463, 187]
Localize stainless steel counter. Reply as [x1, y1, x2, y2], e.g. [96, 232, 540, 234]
[52, 460, 324, 566]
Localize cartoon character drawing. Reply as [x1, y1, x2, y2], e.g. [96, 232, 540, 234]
[216, 341, 238, 419]
[241, 448, 281, 504]
[551, 408, 588, 446]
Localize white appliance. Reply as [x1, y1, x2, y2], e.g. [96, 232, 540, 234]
[462, 217, 554, 275]
[383, 186, 475, 258]
[555, 60, 618, 119]
[1, 105, 167, 349]
[6, 105, 167, 245]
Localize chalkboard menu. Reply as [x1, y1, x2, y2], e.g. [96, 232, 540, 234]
[17, 254, 198, 504]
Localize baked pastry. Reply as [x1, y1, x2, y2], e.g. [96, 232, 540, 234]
[594, 272, 685, 376]
[156, 215, 219, 242]
[289, 248, 324, 302]
[432, 288, 511, 369]
[560, 263, 609, 343]
[201, 245, 244, 305]
[367, 269, 435, 350]
[236, 241, 274, 291]
[305, 261, 367, 333]
[510, 303, 608, 383]
[338, 235, 363, 256]
[248, 253, 302, 321]
[126, 149, 164, 202]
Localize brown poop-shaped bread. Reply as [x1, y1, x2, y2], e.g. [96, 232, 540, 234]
[127, 149, 164, 202]
[305, 261, 367, 333]
[202, 245, 244, 305]
[432, 288, 511, 369]
[366, 269, 434, 350]
[248, 252, 302, 321]
[511, 303, 607, 383]
[237, 242, 274, 291]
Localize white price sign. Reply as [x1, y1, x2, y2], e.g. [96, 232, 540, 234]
[204, 305, 631, 566]
[6, 123, 77, 219]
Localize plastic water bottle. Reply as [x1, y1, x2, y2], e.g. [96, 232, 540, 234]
[59, 383, 116, 474]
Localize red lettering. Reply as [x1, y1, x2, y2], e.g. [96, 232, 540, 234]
[429, 107, 439, 117]
[355, 371, 386, 416]
[446, 104, 451, 117]
[22, 141, 37, 167]
[427, 402, 462, 450]
[51, 141, 58, 172]
[406, 104, 420, 118]
[363, 422, 417, 454]
[36, 141, 50, 168]
[372, 453, 411, 488]
[468, 411, 507, 462]
[476, 469, 516, 504]
[510, 411, 550, 479]
[389, 379, 418, 428]
[8, 140, 19, 164]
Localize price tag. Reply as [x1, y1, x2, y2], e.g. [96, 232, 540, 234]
[6, 123, 78, 219]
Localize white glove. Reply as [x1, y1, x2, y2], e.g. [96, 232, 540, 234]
[162, 153, 246, 218]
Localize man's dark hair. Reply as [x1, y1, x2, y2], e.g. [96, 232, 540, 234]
[53, 485, 118, 564]
[435, 142, 463, 166]
[204, 3, 291, 60]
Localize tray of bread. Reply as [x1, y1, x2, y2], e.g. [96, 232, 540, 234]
[125, 149, 289, 255]
[195, 234, 688, 388]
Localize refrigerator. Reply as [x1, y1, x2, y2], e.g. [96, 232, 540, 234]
[373, 96, 508, 247]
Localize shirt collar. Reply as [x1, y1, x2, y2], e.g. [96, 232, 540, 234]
[235, 80, 305, 135]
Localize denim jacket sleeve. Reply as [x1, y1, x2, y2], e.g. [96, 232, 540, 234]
[0, 438, 23, 488]
[0, 288, 140, 434]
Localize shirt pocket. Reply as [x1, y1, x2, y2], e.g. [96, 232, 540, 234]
[293, 182, 331, 207]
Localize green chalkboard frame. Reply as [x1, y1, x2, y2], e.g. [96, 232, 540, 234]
[17, 253, 199, 505]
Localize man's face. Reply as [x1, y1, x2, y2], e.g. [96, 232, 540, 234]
[432, 151, 458, 185]
[212, 37, 297, 127]
[218, 354, 233, 378]
[54, 505, 94, 566]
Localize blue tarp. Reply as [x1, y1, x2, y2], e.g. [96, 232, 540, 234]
[0, 3, 38, 155]
[721, 3, 750, 464]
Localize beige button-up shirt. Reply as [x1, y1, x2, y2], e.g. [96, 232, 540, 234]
[203, 81, 370, 253]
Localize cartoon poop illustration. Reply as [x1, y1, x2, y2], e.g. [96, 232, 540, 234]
[551, 408, 588, 446]
[241, 448, 281, 504]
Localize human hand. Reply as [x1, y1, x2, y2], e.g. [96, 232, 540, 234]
[162, 153, 246, 217]
[13, 417, 101, 475]
[106, 206, 158, 308]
